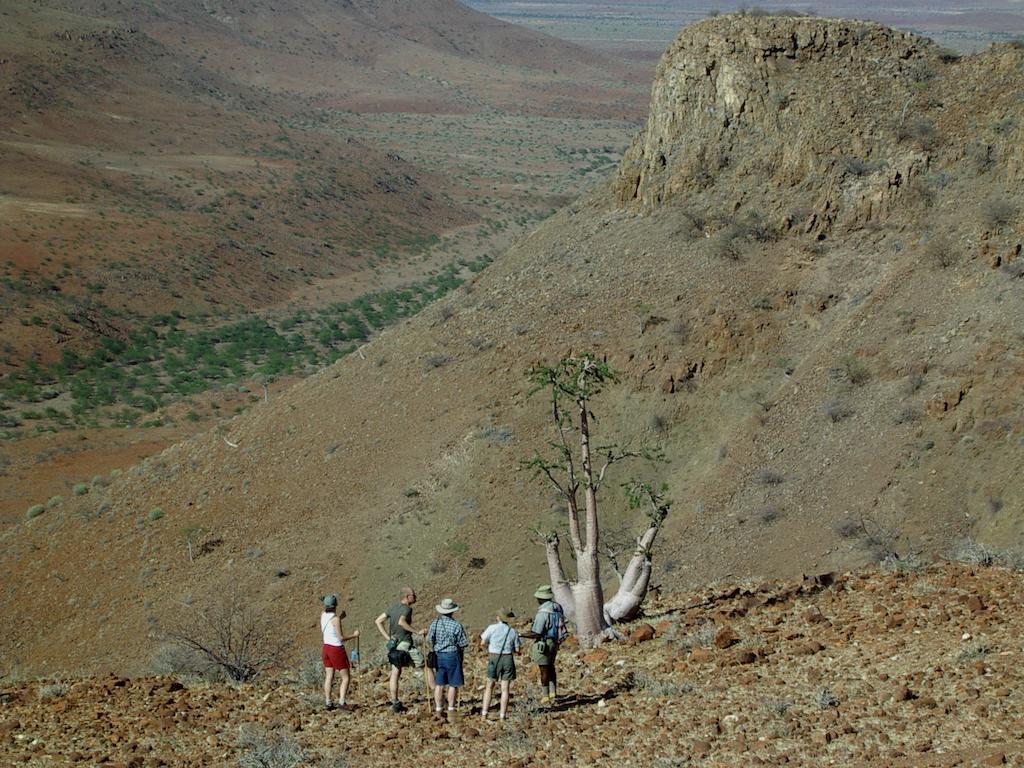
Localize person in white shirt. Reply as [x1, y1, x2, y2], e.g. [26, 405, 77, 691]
[321, 594, 359, 710]
[479, 608, 522, 721]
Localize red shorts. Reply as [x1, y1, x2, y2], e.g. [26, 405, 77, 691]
[322, 644, 350, 670]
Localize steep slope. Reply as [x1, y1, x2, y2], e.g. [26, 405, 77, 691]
[0, 0, 647, 369]
[2, 15, 1023, 676]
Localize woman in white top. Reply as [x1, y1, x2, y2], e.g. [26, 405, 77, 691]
[321, 594, 359, 710]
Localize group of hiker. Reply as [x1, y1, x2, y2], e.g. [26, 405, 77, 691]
[319, 584, 568, 720]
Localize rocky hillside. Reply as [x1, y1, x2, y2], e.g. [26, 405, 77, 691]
[2, 564, 1023, 766]
[2, 15, 1023, 677]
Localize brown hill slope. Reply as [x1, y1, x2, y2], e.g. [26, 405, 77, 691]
[1, 564, 1023, 766]
[0, 0, 646, 368]
[2, 15, 1023, 676]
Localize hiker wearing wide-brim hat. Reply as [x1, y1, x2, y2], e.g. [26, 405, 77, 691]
[524, 584, 567, 704]
[426, 597, 469, 718]
[480, 608, 522, 721]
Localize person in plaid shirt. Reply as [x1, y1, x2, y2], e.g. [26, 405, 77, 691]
[427, 598, 469, 717]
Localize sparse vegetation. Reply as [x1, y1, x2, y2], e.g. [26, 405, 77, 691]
[26, 504, 45, 519]
[823, 398, 854, 423]
[164, 593, 289, 682]
[237, 724, 306, 768]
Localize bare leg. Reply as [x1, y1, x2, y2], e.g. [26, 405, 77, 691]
[447, 686, 457, 710]
[323, 667, 335, 704]
[388, 666, 400, 703]
[338, 668, 351, 704]
[481, 679, 494, 718]
[433, 683, 444, 711]
[499, 679, 510, 719]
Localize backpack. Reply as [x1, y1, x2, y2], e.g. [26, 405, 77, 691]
[543, 602, 568, 643]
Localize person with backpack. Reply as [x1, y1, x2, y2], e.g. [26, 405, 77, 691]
[374, 586, 430, 713]
[320, 594, 359, 711]
[479, 608, 522, 721]
[427, 597, 469, 718]
[525, 584, 567, 704]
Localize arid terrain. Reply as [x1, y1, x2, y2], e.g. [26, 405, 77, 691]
[3, 11, 1022, 673]
[2, 8, 1024, 765]
[0, 0, 650, 525]
[3, 564, 1024, 766]
[468, 0, 1024, 54]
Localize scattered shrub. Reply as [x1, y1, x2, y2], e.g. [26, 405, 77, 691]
[835, 517, 861, 538]
[823, 398, 854, 424]
[757, 505, 782, 524]
[981, 197, 1017, 229]
[149, 507, 165, 521]
[816, 687, 840, 709]
[293, 648, 324, 690]
[424, 353, 450, 369]
[46, 495, 63, 509]
[26, 504, 45, 519]
[628, 670, 691, 697]
[924, 234, 957, 269]
[839, 355, 872, 386]
[73, 483, 88, 496]
[897, 117, 938, 150]
[754, 468, 784, 485]
[164, 593, 289, 682]
[237, 724, 305, 768]
[893, 406, 920, 425]
[37, 682, 68, 700]
[679, 622, 717, 650]
[150, 642, 221, 682]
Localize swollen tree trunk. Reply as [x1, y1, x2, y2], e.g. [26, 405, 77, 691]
[603, 522, 661, 623]
[571, 549, 610, 643]
[544, 534, 576, 616]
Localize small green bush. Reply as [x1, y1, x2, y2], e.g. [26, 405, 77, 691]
[73, 483, 88, 496]
[46, 495, 63, 509]
[149, 507, 165, 521]
[26, 504, 45, 519]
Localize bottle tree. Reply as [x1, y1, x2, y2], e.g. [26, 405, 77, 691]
[525, 354, 670, 644]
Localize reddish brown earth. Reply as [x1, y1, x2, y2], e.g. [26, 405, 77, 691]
[2, 564, 1023, 766]
[1, 12, 1022, 717]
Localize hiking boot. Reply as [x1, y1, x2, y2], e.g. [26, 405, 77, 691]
[335, 703, 349, 712]
[391, 700, 406, 713]
[324, 702, 336, 711]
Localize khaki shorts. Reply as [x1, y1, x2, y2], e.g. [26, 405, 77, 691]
[487, 654, 517, 681]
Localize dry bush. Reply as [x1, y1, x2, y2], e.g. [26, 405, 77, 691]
[924, 234, 957, 269]
[754, 468, 784, 485]
[757, 505, 782, 525]
[151, 641, 222, 682]
[823, 398, 854, 423]
[981, 197, 1017, 229]
[897, 117, 938, 150]
[237, 724, 306, 768]
[164, 594, 289, 682]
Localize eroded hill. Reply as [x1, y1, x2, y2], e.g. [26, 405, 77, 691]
[1, 15, 1022, 678]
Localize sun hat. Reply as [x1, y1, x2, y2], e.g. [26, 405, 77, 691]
[534, 585, 554, 600]
[498, 608, 515, 620]
[435, 597, 460, 614]
[323, 594, 338, 609]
